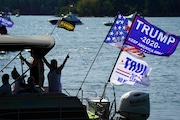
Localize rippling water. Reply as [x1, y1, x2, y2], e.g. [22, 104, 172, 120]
[1, 15, 180, 120]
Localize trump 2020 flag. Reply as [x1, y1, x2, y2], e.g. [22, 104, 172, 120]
[125, 14, 180, 56]
[0, 16, 14, 27]
[110, 51, 152, 87]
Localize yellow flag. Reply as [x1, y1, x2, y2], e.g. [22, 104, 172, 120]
[58, 18, 75, 31]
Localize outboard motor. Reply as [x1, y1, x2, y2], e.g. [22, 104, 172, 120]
[117, 91, 150, 120]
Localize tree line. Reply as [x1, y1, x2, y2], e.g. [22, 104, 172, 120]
[0, 0, 179, 17]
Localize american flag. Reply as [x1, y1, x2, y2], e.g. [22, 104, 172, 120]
[104, 13, 129, 48]
[104, 13, 145, 58]
[122, 45, 145, 58]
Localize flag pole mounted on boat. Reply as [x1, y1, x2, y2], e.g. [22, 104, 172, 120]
[76, 40, 105, 96]
[49, 18, 62, 35]
[98, 12, 137, 118]
[20, 52, 24, 74]
[0, 50, 23, 72]
[106, 12, 137, 84]
[100, 11, 138, 102]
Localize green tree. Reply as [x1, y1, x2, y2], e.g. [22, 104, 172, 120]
[76, 0, 99, 16]
[0, 0, 179, 16]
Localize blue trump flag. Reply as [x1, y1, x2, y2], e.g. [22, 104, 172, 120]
[125, 15, 180, 56]
[0, 16, 14, 27]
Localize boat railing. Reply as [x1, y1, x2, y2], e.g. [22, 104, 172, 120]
[63, 88, 98, 103]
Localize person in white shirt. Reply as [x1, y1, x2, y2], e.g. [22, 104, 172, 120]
[43, 54, 69, 93]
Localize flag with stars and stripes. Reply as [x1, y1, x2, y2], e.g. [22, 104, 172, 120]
[104, 13, 130, 48]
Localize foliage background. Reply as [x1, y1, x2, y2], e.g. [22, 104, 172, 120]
[0, 0, 179, 17]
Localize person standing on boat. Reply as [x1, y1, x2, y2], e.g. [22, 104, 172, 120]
[43, 54, 69, 93]
[0, 74, 12, 95]
[20, 50, 44, 87]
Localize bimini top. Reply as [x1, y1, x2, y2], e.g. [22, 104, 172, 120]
[0, 34, 55, 57]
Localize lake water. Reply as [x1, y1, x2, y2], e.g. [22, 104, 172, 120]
[1, 15, 180, 120]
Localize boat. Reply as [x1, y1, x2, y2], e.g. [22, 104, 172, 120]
[48, 12, 83, 25]
[15, 12, 20, 17]
[103, 20, 114, 26]
[0, 34, 150, 120]
[103, 12, 136, 26]
[0, 35, 89, 119]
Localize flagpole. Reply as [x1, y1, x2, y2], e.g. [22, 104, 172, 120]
[49, 18, 62, 35]
[76, 41, 105, 96]
[107, 12, 137, 83]
[100, 12, 137, 101]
